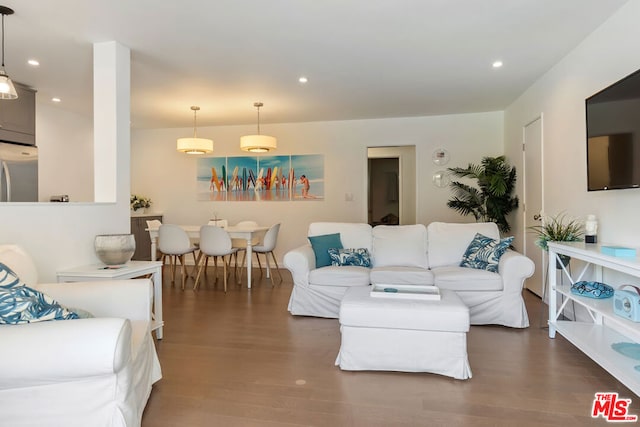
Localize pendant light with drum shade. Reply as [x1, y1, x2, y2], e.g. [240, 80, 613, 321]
[240, 102, 277, 153]
[177, 106, 213, 154]
[0, 6, 17, 99]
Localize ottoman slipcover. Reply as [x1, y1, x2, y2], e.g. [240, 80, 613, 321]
[335, 286, 472, 379]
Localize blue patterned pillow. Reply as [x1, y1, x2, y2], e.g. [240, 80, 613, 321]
[460, 233, 513, 273]
[0, 262, 79, 324]
[0, 262, 22, 289]
[328, 248, 372, 267]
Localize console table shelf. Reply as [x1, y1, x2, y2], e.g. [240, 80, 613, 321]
[548, 242, 640, 397]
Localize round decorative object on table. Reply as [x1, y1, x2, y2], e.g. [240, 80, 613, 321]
[94, 234, 136, 266]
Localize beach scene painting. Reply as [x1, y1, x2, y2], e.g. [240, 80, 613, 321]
[256, 155, 292, 201]
[290, 154, 324, 200]
[226, 156, 259, 201]
[197, 157, 227, 201]
[197, 154, 323, 201]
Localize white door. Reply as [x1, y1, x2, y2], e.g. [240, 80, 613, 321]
[523, 116, 544, 298]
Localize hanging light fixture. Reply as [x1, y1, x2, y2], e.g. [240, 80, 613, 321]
[0, 6, 17, 100]
[240, 102, 277, 153]
[177, 106, 213, 154]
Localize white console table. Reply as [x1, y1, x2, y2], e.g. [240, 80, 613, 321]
[56, 261, 164, 339]
[548, 242, 640, 396]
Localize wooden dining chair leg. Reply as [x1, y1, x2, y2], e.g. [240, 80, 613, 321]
[194, 255, 207, 291]
[270, 251, 283, 282]
[169, 255, 176, 285]
[179, 254, 187, 290]
[235, 250, 244, 281]
[233, 251, 240, 285]
[191, 251, 200, 278]
[255, 252, 264, 277]
[222, 255, 228, 293]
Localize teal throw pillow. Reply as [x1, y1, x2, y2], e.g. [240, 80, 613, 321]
[308, 233, 343, 268]
[460, 233, 513, 273]
[328, 248, 372, 267]
[0, 262, 80, 324]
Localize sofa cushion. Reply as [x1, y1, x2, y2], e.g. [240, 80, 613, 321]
[0, 245, 38, 286]
[308, 233, 343, 268]
[308, 223, 373, 251]
[340, 287, 469, 332]
[460, 233, 513, 273]
[328, 248, 372, 267]
[370, 266, 435, 286]
[432, 266, 503, 292]
[427, 222, 500, 268]
[0, 263, 79, 324]
[372, 224, 428, 268]
[309, 265, 370, 287]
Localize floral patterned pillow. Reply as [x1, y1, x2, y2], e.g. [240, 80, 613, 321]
[328, 248, 372, 267]
[0, 262, 79, 324]
[460, 233, 513, 273]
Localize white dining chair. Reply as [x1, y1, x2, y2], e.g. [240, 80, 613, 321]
[248, 223, 283, 283]
[194, 225, 239, 292]
[158, 224, 199, 290]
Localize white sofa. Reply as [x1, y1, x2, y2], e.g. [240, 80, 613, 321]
[0, 245, 162, 427]
[284, 222, 534, 328]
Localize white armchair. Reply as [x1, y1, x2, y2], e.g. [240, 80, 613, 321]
[0, 245, 162, 427]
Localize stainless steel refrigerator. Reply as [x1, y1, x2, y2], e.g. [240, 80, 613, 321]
[0, 141, 38, 202]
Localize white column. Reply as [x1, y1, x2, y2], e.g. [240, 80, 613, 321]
[93, 41, 130, 206]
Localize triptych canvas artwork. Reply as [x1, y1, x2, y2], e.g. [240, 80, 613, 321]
[197, 154, 324, 201]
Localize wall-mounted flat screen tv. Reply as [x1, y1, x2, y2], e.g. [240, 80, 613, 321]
[586, 68, 640, 191]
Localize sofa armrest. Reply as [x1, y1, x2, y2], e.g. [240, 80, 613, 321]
[283, 244, 315, 287]
[498, 250, 535, 293]
[0, 317, 131, 389]
[35, 279, 153, 322]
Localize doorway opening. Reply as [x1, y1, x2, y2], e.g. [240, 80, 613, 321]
[368, 158, 399, 226]
[367, 146, 416, 226]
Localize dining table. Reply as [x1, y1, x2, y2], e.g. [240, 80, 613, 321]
[147, 224, 268, 289]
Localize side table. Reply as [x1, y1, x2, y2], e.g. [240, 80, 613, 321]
[56, 260, 164, 339]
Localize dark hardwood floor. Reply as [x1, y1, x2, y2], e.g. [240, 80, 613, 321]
[142, 266, 637, 426]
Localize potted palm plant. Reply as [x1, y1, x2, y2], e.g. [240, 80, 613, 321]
[528, 213, 584, 268]
[447, 155, 519, 233]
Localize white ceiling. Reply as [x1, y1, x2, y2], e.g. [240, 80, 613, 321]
[3, 0, 630, 129]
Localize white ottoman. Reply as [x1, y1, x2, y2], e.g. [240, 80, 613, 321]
[335, 286, 472, 380]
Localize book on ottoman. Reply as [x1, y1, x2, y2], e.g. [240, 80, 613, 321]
[370, 283, 441, 300]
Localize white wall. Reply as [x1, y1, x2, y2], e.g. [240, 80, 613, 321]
[0, 42, 130, 283]
[505, 0, 640, 251]
[131, 111, 504, 262]
[37, 103, 94, 202]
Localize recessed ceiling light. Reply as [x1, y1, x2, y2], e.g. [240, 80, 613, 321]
[51, 97, 61, 103]
[492, 61, 503, 68]
[27, 59, 39, 66]
[298, 76, 308, 84]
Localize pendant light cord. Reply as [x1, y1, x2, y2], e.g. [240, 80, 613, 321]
[193, 108, 197, 138]
[1, 13, 5, 68]
[256, 105, 261, 135]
